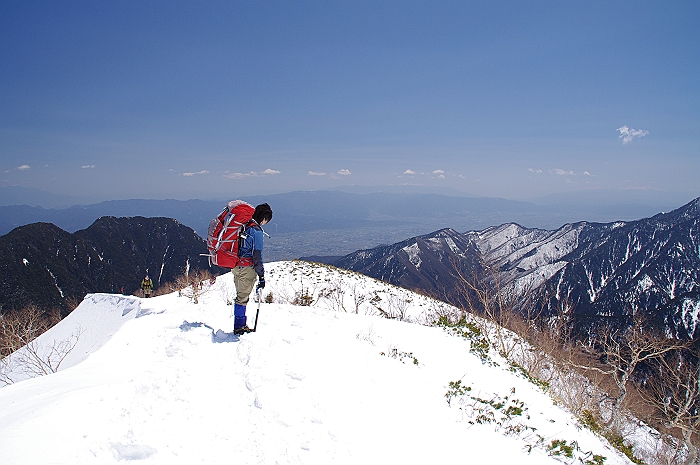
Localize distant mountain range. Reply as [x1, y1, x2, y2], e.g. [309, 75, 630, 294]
[320, 197, 700, 338]
[0, 189, 679, 253]
[3, 187, 699, 338]
[0, 217, 211, 314]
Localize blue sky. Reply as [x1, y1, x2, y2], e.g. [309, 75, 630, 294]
[1, 1, 698, 204]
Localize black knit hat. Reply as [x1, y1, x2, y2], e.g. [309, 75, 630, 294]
[253, 203, 273, 223]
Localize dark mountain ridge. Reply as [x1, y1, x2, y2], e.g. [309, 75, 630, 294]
[0, 217, 211, 314]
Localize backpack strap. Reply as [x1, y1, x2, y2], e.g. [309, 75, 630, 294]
[232, 220, 260, 267]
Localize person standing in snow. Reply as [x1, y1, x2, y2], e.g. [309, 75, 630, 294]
[141, 275, 153, 298]
[233, 203, 272, 334]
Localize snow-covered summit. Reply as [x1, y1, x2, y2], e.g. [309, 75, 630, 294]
[0, 261, 633, 464]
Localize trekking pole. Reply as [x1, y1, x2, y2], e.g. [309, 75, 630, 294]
[252, 286, 262, 332]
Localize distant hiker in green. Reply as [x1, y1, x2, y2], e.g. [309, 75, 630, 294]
[233, 203, 272, 334]
[141, 275, 153, 298]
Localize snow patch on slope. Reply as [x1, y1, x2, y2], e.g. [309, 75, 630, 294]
[509, 261, 569, 296]
[403, 242, 422, 269]
[469, 223, 582, 271]
[682, 298, 700, 337]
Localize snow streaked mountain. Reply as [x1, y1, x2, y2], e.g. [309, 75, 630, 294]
[532, 198, 700, 337]
[333, 198, 700, 338]
[334, 228, 480, 302]
[0, 261, 634, 465]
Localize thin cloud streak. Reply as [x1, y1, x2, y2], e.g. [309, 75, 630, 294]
[223, 168, 280, 179]
[550, 168, 574, 175]
[183, 170, 210, 177]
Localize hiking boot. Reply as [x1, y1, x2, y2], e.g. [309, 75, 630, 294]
[233, 325, 253, 335]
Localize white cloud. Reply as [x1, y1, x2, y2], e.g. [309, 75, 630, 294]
[338, 169, 352, 176]
[528, 168, 543, 174]
[583, 171, 592, 176]
[17, 165, 31, 170]
[617, 125, 649, 144]
[224, 172, 255, 179]
[223, 168, 280, 179]
[550, 168, 574, 176]
[82, 165, 96, 169]
[404, 169, 416, 175]
[183, 170, 210, 177]
[308, 171, 327, 176]
[432, 170, 445, 175]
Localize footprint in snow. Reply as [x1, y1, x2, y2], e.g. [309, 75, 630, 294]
[286, 370, 305, 381]
[213, 329, 238, 343]
[236, 341, 252, 365]
[110, 443, 157, 461]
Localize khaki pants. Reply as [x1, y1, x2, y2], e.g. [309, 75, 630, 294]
[233, 266, 257, 305]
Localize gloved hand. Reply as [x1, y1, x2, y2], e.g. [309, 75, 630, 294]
[256, 277, 265, 290]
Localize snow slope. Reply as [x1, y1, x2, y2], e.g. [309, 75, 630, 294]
[0, 261, 632, 464]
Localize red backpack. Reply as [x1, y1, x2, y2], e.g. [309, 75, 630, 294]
[205, 200, 255, 268]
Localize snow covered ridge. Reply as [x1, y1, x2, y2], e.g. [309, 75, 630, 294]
[0, 260, 638, 464]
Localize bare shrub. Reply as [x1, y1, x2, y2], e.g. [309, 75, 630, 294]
[356, 326, 376, 345]
[64, 295, 83, 313]
[381, 345, 419, 365]
[164, 269, 215, 304]
[349, 282, 369, 314]
[0, 305, 82, 386]
[447, 262, 682, 463]
[272, 276, 322, 307]
[318, 278, 371, 314]
[319, 278, 347, 312]
[325, 279, 371, 314]
[219, 278, 235, 306]
[642, 348, 700, 465]
[568, 314, 688, 431]
[292, 287, 315, 306]
[423, 299, 465, 326]
[451, 265, 534, 363]
[0, 305, 48, 358]
[370, 292, 413, 322]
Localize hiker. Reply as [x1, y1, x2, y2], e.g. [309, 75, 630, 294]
[141, 275, 153, 298]
[233, 203, 272, 334]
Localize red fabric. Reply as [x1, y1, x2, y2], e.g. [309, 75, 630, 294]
[207, 200, 255, 269]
